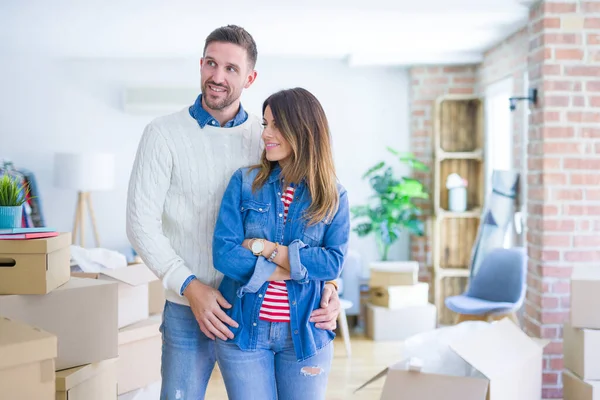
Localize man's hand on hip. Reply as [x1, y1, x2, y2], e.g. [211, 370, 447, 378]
[183, 279, 239, 341]
[310, 283, 341, 330]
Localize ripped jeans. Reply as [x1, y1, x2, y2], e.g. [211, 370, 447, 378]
[215, 319, 333, 400]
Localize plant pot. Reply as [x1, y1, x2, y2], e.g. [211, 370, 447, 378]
[0, 206, 23, 229]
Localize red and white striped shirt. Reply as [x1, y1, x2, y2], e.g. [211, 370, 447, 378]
[259, 185, 295, 322]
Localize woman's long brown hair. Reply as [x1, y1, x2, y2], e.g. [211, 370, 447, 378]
[251, 88, 339, 225]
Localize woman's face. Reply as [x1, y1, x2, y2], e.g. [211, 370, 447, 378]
[262, 105, 292, 164]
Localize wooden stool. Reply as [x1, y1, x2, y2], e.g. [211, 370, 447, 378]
[338, 299, 353, 357]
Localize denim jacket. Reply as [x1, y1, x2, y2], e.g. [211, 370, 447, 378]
[212, 165, 350, 361]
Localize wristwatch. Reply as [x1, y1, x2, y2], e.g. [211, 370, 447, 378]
[250, 239, 266, 256]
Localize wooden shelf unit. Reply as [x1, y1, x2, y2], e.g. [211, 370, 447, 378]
[432, 94, 485, 326]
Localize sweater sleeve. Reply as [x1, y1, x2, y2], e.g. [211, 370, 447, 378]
[126, 124, 195, 296]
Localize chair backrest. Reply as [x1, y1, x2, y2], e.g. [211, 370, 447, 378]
[466, 247, 527, 304]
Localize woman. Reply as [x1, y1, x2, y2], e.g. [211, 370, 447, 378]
[212, 87, 350, 399]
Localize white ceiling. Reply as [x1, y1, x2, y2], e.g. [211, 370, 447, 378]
[1, 0, 531, 66]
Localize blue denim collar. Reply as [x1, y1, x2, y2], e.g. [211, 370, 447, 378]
[189, 93, 248, 128]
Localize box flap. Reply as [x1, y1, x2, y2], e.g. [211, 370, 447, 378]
[571, 265, 600, 281]
[118, 315, 161, 345]
[0, 232, 71, 254]
[0, 317, 57, 369]
[54, 276, 118, 291]
[370, 261, 419, 273]
[55, 357, 117, 391]
[98, 264, 158, 286]
[449, 318, 546, 397]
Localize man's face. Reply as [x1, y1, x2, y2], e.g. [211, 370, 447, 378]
[200, 42, 256, 111]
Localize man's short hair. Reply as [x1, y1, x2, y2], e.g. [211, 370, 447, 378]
[204, 25, 258, 70]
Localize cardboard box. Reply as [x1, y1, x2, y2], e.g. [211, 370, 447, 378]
[0, 316, 57, 400]
[369, 261, 419, 287]
[564, 323, 600, 380]
[366, 303, 436, 341]
[0, 232, 71, 294]
[369, 283, 429, 309]
[148, 278, 165, 315]
[358, 318, 548, 400]
[563, 368, 600, 400]
[55, 358, 117, 400]
[117, 316, 162, 395]
[571, 266, 600, 328]
[0, 277, 118, 371]
[72, 264, 157, 328]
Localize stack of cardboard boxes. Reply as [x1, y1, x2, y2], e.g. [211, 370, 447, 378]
[0, 232, 166, 399]
[562, 266, 600, 398]
[365, 261, 437, 341]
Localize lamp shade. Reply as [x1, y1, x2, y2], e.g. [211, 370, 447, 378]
[54, 152, 116, 191]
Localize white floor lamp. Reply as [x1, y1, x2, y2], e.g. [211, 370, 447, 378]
[54, 152, 116, 248]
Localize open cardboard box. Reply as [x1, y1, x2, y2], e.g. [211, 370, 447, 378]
[72, 263, 158, 328]
[356, 318, 549, 400]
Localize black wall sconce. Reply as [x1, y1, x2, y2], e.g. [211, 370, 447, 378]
[509, 88, 538, 111]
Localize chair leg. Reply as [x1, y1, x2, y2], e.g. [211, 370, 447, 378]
[338, 308, 351, 357]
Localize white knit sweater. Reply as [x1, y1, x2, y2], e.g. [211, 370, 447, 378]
[126, 108, 263, 306]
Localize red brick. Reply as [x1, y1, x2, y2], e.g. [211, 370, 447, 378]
[567, 112, 600, 123]
[572, 173, 600, 185]
[544, 80, 579, 92]
[588, 82, 600, 92]
[542, 250, 561, 261]
[564, 205, 600, 216]
[542, 388, 564, 399]
[448, 87, 474, 95]
[543, 142, 583, 154]
[574, 236, 600, 247]
[453, 77, 475, 84]
[543, 95, 570, 107]
[583, 2, 600, 12]
[542, 173, 568, 184]
[553, 188, 583, 201]
[552, 281, 571, 294]
[587, 189, 600, 201]
[412, 110, 425, 117]
[555, 48, 584, 60]
[423, 77, 449, 85]
[543, 2, 577, 14]
[564, 158, 600, 169]
[589, 34, 600, 45]
[591, 97, 600, 108]
[585, 18, 600, 29]
[540, 265, 572, 277]
[566, 250, 600, 262]
[543, 33, 580, 45]
[542, 296, 559, 309]
[543, 126, 574, 138]
[565, 66, 600, 77]
[542, 311, 569, 326]
[562, 296, 571, 308]
[543, 371, 559, 385]
[542, 235, 572, 247]
[543, 64, 562, 75]
[542, 326, 559, 339]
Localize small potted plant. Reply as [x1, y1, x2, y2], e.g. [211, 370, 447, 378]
[351, 147, 429, 262]
[0, 173, 28, 229]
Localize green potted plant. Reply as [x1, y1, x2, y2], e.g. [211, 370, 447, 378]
[351, 147, 429, 262]
[0, 173, 28, 229]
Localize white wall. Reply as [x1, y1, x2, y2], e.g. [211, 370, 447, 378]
[0, 55, 410, 272]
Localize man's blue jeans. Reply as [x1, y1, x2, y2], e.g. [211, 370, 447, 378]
[159, 300, 216, 400]
[215, 319, 333, 400]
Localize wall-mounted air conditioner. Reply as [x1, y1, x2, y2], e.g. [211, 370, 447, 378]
[122, 86, 199, 115]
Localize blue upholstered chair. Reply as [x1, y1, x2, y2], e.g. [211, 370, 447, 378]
[445, 247, 527, 325]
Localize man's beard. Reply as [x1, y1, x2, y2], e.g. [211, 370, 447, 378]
[202, 82, 235, 111]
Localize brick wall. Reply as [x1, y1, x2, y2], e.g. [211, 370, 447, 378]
[525, 1, 600, 398]
[408, 66, 478, 279]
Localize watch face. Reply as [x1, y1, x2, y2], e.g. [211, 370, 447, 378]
[252, 240, 264, 253]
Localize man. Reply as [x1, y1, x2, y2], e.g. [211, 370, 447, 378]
[126, 25, 341, 399]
